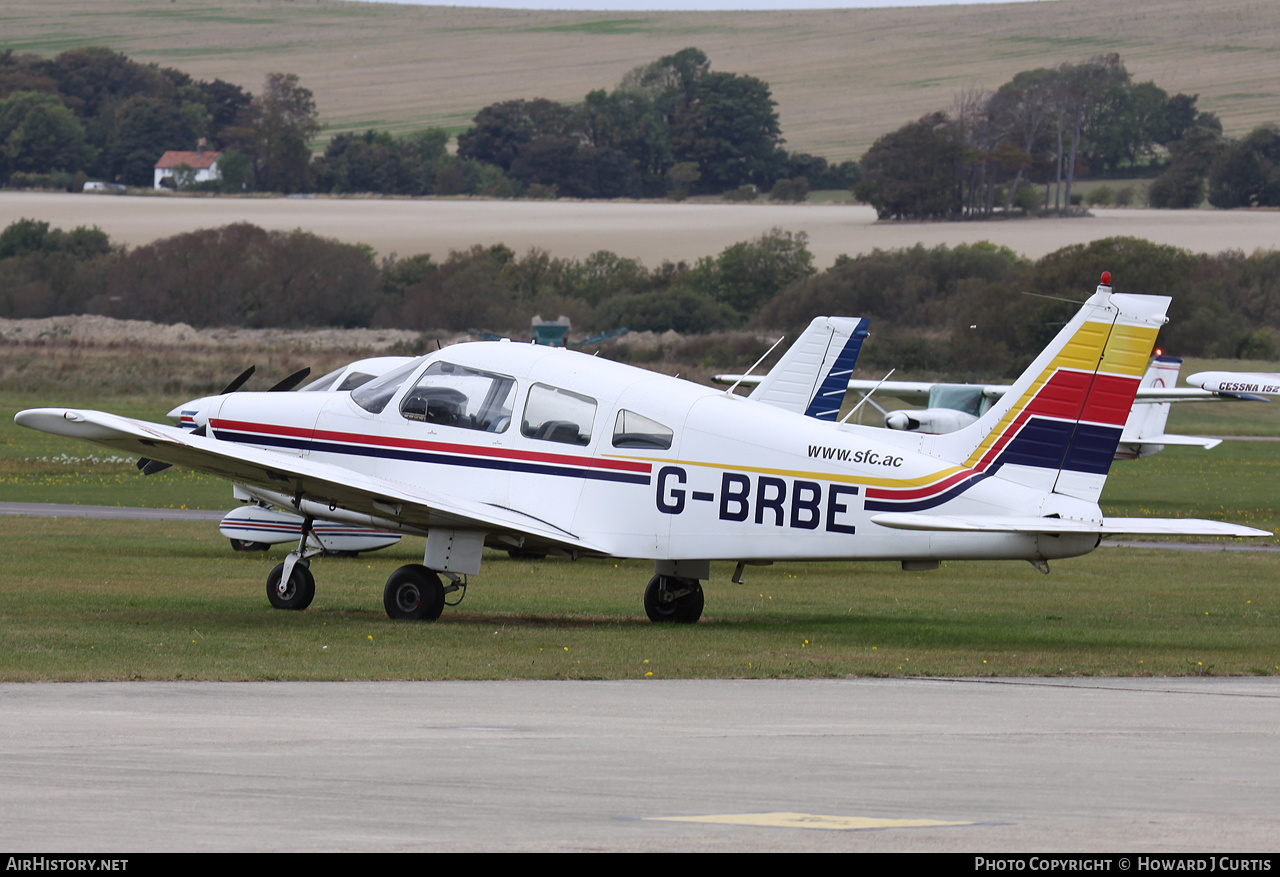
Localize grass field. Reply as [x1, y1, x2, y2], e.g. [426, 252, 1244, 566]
[3, 0, 1279, 159]
[1, 518, 1276, 681]
[3, 364, 1279, 681]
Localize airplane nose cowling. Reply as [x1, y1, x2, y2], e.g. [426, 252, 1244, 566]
[167, 396, 213, 430]
[884, 411, 916, 431]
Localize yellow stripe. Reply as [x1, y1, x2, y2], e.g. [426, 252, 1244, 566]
[1099, 323, 1159, 377]
[608, 453, 966, 489]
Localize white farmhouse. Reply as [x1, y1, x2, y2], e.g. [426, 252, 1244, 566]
[153, 149, 221, 189]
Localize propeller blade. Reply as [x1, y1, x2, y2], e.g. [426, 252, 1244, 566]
[220, 365, 257, 395]
[268, 367, 311, 393]
[139, 423, 208, 475]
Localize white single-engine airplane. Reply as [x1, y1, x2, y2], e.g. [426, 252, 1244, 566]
[15, 275, 1268, 623]
[1187, 371, 1280, 396]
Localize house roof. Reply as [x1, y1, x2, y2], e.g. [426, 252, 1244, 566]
[154, 150, 221, 170]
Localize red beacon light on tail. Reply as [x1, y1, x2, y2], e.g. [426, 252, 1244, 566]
[1100, 271, 1112, 287]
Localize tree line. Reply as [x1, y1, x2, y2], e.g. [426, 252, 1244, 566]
[0, 46, 856, 200]
[854, 54, 1229, 219]
[3, 218, 1277, 373]
[0, 47, 328, 192]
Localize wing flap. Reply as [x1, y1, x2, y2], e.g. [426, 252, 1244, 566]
[15, 408, 604, 552]
[870, 512, 1269, 538]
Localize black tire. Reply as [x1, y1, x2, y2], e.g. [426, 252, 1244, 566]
[643, 574, 704, 624]
[231, 539, 271, 552]
[266, 561, 316, 610]
[383, 564, 446, 621]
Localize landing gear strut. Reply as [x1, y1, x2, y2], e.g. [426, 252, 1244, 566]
[265, 514, 322, 611]
[643, 575, 704, 624]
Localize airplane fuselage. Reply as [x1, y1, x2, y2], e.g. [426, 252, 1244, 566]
[204, 342, 1099, 566]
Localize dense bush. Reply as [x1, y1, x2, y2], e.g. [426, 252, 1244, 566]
[2, 220, 1278, 372]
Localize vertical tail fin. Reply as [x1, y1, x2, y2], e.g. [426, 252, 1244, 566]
[926, 276, 1169, 502]
[748, 316, 870, 420]
[1116, 355, 1181, 459]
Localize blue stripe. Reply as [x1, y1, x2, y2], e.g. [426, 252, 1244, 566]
[864, 470, 995, 513]
[1061, 423, 1123, 475]
[213, 429, 652, 486]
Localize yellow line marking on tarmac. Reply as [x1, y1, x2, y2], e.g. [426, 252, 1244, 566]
[643, 812, 975, 831]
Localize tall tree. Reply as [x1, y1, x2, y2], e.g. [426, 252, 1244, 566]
[0, 91, 94, 178]
[229, 72, 321, 193]
[855, 112, 962, 219]
[989, 68, 1054, 211]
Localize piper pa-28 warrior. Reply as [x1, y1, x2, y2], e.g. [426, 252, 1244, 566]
[15, 274, 1268, 623]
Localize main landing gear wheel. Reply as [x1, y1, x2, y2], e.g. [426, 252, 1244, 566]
[231, 539, 271, 552]
[643, 575, 704, 624]
[384, 564, 446, 621]
[266, 561, 316, 610]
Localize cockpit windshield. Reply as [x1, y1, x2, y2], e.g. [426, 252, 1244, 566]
[928, 384, 986, 417]
[350, 357, 428, 414]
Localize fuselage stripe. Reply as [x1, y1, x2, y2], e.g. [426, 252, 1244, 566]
[211, 425, 653, 486]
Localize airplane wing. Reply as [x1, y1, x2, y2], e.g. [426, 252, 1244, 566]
[14, 408, 605, 553]
[870, 513, 1268, 537]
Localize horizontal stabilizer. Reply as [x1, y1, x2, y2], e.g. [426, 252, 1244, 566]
[1122, 434, 1222, 449]
[870, 512, 1269, 538]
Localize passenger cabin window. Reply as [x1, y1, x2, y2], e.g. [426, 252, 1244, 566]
[612, 410, 673, 450]
[351, 358, 425, 414]
[399, 362, 516, 433]
[522, 383, 596, 446]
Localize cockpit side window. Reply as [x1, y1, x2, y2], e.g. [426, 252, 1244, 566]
[335, 371, 378, 392]
[351, 358, 426, 414]
[612, 410, 673, 450]
[521, 383, 596, 446]
[399, 362, 516, 432]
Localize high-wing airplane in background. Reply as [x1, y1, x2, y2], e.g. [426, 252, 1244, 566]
[16, 275, 1268, 623]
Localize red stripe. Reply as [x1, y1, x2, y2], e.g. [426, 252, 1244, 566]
[210, 418, 652, 474]
[868, 368, 1137, 502]
[1026, 369, 1093, 420]
[1080, 373, 1141, 426]
[866, 466, 977, 501]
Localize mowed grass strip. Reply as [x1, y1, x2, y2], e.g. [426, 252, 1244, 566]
[2, 518, 1276, 681]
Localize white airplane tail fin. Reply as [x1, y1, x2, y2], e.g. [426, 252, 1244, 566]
[922, 276, 1169, 503]
[747, 316, 870, 420]
[1116, 355, 1220, 458]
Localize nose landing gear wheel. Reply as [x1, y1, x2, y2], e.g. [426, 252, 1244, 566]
[384, 564, 446, 620]
[266, 562, 316, 610]
[643, 575, 704, 624]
